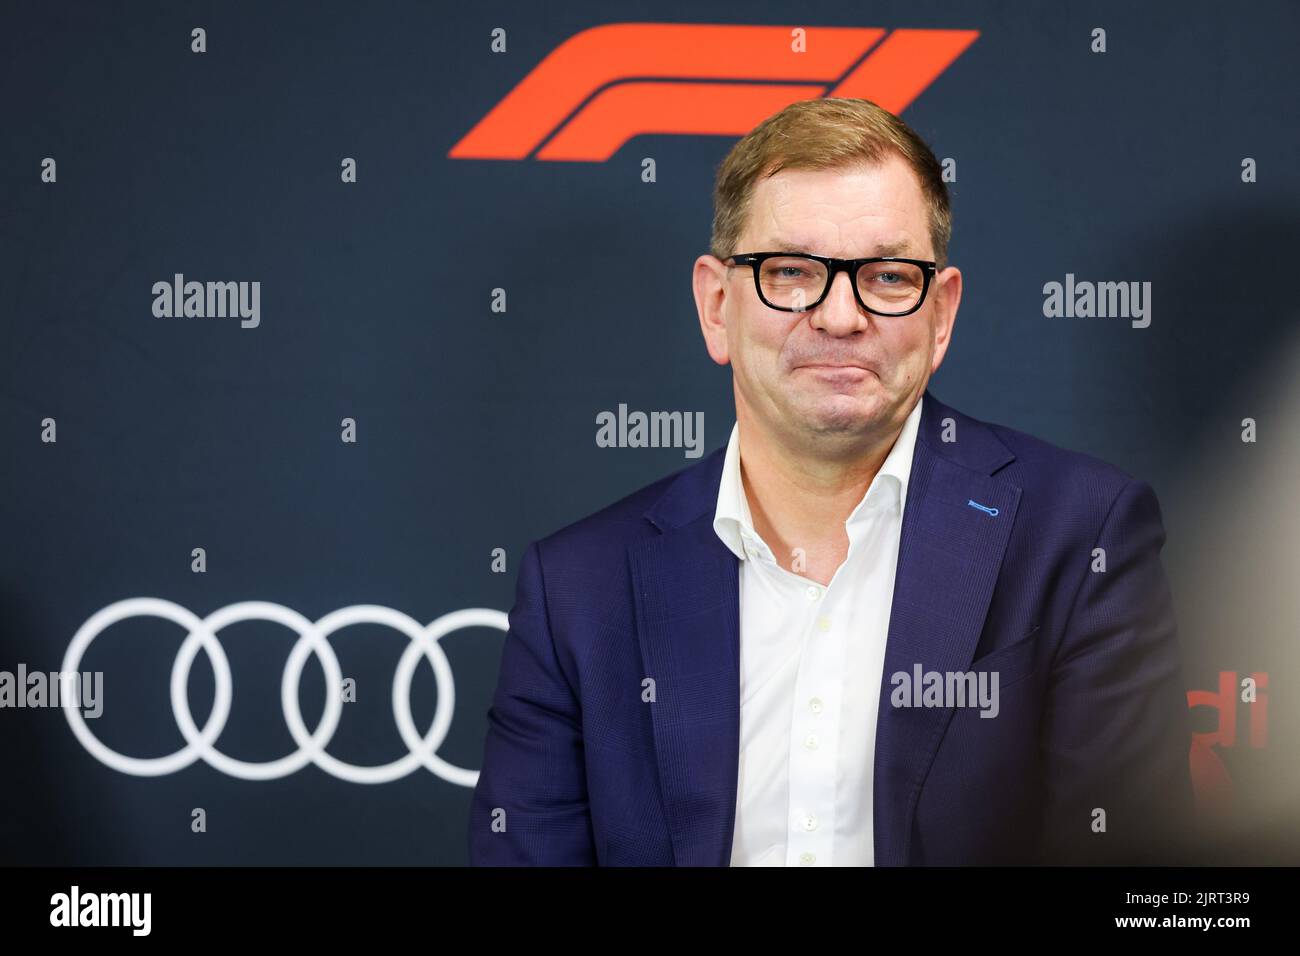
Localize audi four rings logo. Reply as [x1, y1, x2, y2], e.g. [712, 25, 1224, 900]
[60, 598, 506, 787]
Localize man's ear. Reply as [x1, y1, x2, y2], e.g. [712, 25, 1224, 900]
[693, 254, 731, 367]
[928, 265, 962, 374]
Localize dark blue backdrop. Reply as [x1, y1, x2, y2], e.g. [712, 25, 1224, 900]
[2, 0, 1297, 864]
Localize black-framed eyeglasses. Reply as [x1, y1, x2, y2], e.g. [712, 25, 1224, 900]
[724, 252, 937, 316]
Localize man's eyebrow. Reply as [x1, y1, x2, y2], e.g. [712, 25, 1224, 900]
[765, 239, 918, 257]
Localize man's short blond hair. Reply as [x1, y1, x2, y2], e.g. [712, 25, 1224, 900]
[710, 97, 952, 271]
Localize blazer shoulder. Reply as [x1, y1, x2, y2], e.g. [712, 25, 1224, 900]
[532, 448, 723, 564]
[977, 412, 1146, 510]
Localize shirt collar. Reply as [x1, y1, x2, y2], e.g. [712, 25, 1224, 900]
[712, 393, 924, 562]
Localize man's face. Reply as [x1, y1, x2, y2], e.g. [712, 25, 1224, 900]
[694, 156, 961, 458]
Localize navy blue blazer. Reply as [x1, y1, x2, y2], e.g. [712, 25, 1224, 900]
[468, 389, 1195, 865]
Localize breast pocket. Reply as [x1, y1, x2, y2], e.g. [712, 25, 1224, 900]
[969, 623, 1041, 688]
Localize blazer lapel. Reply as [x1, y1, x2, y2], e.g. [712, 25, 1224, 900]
[629, 448, 739, 866]
[872, 392, 1020, 865]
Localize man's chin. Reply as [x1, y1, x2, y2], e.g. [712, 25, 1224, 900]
[793, 399, 888, 437]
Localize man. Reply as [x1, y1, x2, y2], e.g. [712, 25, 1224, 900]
[468, 98, 1194, 866]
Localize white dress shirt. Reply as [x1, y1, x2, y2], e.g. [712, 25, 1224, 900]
[713, 394, 923, 867]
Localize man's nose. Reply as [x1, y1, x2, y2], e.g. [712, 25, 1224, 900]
[809, 270, 870, 336]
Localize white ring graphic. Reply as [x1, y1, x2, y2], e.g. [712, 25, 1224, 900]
[61, 598, 506, 786]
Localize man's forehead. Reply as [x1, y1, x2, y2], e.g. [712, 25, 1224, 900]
[739, 158, 931, 258]
[760, 236, 920, 257]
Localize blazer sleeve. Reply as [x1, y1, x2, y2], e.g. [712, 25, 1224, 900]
[467, 539, 598, 865]
[1036, 477, 1196, 864]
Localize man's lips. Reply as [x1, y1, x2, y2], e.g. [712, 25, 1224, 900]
[797, 363, 874, 372]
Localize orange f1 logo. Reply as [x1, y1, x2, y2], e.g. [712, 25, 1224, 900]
[450, 23, 979, 161]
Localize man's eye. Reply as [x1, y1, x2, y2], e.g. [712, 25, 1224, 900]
[861, 270, 908, 286]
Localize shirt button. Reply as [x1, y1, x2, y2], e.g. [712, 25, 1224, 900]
[809, 697, 824, 714]
[799, 852, 816, 866]
[805, 585, 820, 601]
[800, 815, 818, 832]
[816, 615, 831, 632]
[803, 733, 819, 750]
